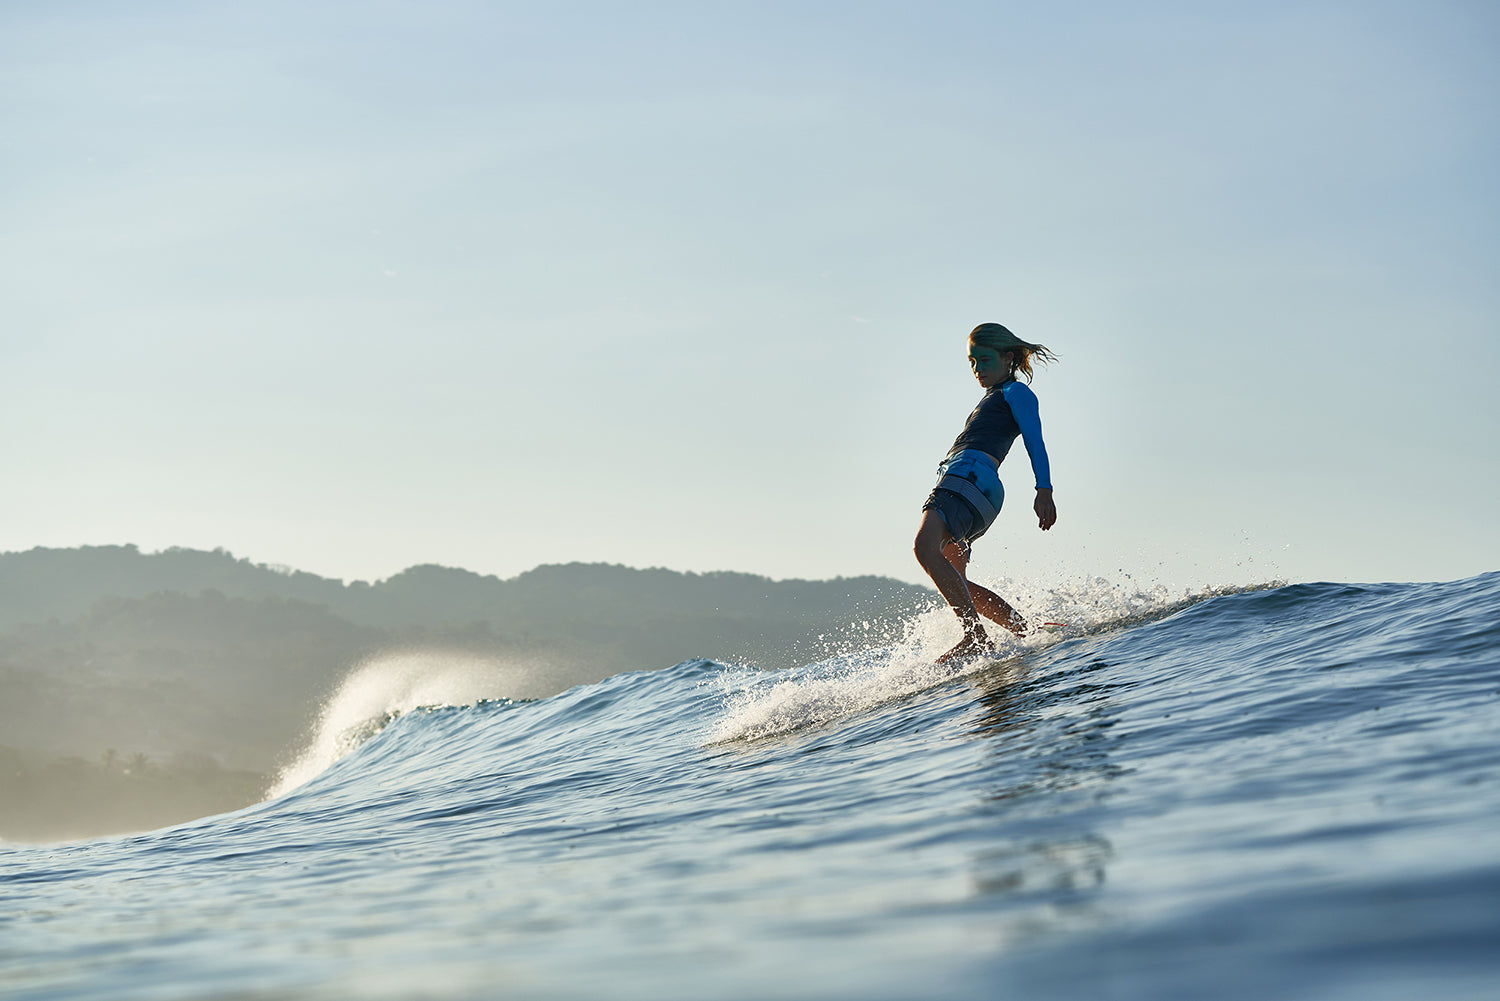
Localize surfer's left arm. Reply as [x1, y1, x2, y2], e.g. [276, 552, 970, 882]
[1003, 381, 1057, 531]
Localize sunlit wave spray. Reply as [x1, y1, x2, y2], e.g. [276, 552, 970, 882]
[269, 651, 541, 796]
[709, 575, 1273, 743]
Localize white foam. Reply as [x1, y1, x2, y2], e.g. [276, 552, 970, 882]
[708, 575, 1253, 744]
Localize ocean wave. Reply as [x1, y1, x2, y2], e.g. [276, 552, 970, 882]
[12, 573, 1496, 1000]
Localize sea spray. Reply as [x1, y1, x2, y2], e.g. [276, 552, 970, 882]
[708, 576, 1270, 743]
[269, 650, 539, 796]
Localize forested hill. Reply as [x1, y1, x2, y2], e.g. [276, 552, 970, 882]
[0, 545, 932, 641]
[0, 545, 350, 630]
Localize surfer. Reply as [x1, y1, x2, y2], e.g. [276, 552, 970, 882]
[915, 323, 1058, 663]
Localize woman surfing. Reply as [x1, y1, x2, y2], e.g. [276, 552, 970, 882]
[914, 323, 1058, 663]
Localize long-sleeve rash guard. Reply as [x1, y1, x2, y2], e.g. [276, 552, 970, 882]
[946, 380, 1052, 490]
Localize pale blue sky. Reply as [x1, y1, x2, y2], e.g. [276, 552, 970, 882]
[2, 1, 1496, 591]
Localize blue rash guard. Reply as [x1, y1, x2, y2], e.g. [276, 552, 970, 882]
[948, 380, 1052, 490]
[923, 380, 1052, 544]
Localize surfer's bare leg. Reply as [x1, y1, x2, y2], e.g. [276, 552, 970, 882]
[942, 540, 1028, 635]
[914, 510, 990, 661]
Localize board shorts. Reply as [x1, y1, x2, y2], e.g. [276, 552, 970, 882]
[922, 449, 1005, 547]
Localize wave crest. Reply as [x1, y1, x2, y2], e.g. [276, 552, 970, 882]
[269, 651, 539, 796]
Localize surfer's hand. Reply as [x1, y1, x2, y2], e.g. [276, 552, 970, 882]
[1034, 489, 1056, 531]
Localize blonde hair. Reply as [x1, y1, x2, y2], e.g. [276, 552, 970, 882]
[968, 322, 1058, 383]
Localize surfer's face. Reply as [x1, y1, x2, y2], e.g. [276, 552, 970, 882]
[968, 344, 1012, 388]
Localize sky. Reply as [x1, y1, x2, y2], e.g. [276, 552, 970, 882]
[2, 0, 1496, 593]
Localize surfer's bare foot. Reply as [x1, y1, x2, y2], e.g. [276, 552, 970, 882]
[937, 626, 992, 664]
[1002, 609, 1028, 636]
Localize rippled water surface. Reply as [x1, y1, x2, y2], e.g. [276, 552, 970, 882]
[4, 573, 1498, 999]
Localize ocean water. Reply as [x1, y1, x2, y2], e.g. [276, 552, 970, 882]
[3, 573, 1499, 1000]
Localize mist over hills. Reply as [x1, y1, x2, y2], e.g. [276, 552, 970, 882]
[0, 545, 936, 842]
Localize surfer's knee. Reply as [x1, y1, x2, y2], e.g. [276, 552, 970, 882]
[913, 523, 945, 568]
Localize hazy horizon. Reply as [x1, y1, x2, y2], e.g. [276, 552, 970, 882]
[4, 2, 1496, 593]
[2, 538, 1494, 591]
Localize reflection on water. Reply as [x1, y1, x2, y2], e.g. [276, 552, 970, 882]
[973, 835, 1111, 897]
[963, 655, 1122, 931]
